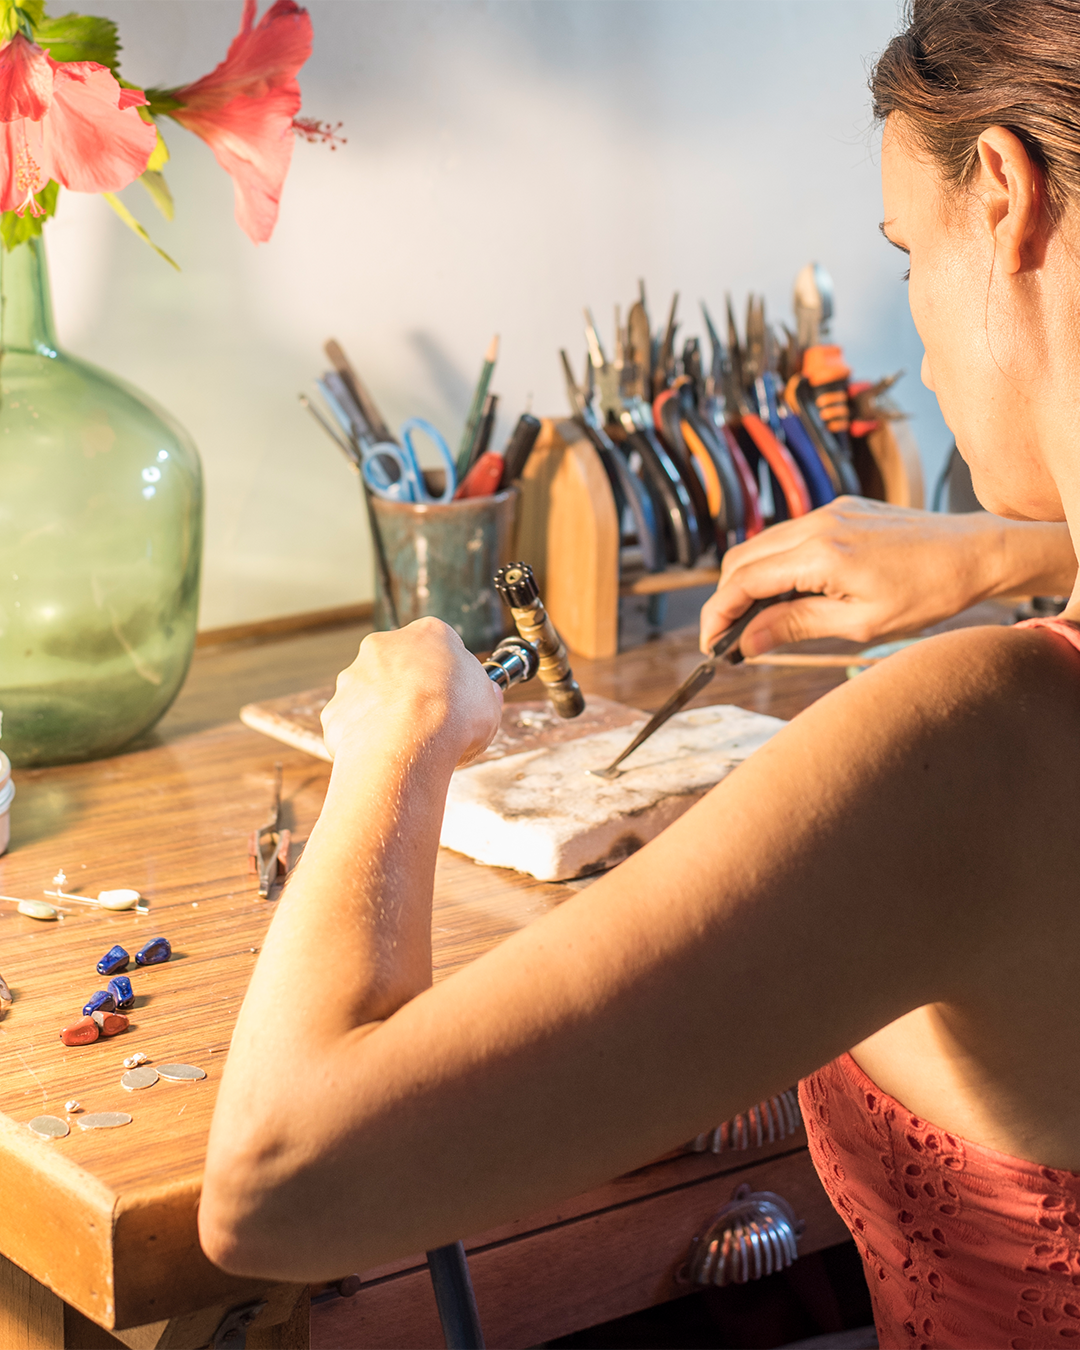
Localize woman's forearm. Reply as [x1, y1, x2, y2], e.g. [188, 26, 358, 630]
[199, 723, 458, 1263]
[250, 730, 457, 1027]
[700, 500, 1079, 655]
[992, 519, 1077, 598]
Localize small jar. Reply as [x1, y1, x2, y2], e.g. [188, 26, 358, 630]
[0, 752, 14, 856]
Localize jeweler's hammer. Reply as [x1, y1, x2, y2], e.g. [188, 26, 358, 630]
[485, 562, 585, 717]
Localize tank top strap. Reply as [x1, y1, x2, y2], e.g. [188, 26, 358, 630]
[1014, 615, 1080, 654]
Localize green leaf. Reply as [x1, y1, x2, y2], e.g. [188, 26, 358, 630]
[101, 191, 179, 270]
[0, 181, 58, 251]
[138, 170, 174, 222]
[0, 2, 39, 41]
[34, 12, 120, 71]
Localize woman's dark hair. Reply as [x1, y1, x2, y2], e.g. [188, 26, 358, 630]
[872, 0, 1080, 217]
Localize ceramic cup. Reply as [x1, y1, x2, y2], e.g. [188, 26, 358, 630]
[0, 751, 14, 856]
[370, 486, 518, 653]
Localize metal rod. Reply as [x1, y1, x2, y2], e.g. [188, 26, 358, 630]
[426, 1242, 485, 1350]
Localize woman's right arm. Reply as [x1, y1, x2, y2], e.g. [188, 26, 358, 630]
[699, 496, 1076, 655]
[198, 618, 1080, 1284]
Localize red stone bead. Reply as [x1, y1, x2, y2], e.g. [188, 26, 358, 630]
[91, 1011, 129, 1037]
[60, 1016, 99, 1046]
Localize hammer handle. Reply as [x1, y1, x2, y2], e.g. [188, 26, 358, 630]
[508, 602, 585, 719]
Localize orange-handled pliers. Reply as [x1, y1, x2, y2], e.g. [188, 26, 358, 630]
[739, 411, 812, 517]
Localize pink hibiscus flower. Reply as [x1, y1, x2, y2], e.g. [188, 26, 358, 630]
[168, 0, 313, 244]
[0, 33, 157, 215]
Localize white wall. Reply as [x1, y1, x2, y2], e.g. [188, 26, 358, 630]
[45, 0, 946, 630]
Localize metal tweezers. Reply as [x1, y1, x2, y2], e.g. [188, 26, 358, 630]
[589, 591, 808, 780]
[249, 763, 291, 897]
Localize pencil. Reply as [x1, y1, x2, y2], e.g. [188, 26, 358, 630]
[468, 392, 498, 470]
[456, 335, 499, 479]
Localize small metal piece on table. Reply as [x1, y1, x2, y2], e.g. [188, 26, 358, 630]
[78, 1112, 132, 1129]
[28, 1115, 70, 1139]
[121, 1066, 159, 1091]
[157, 1063, 207, 1081]
[212, 1299, 268, 1350]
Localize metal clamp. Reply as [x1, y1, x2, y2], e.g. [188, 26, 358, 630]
[680, 1184, 806, 1288]
[212, 1299, 267, 1350]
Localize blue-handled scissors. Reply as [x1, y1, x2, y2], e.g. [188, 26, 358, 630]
[361, 418, 457, 504]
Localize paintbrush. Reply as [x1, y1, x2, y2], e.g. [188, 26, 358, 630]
[456, 335, 499, 479]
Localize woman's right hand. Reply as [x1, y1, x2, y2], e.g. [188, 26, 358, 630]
[699, 497, 1026, 656]
[321, 617, 503, 768]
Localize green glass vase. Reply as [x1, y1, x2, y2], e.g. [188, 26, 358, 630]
[0, 237, 203, 767]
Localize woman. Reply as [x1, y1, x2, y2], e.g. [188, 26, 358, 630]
[200, 2, 1080, 1342]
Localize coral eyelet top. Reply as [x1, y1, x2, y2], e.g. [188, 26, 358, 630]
[799, 617, 1080, 1350]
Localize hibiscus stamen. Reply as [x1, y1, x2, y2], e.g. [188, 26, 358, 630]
[291, 116, 345, 150]
[14, 139, 43, 217]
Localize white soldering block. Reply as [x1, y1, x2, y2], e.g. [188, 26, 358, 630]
[441, 703, 786, 882]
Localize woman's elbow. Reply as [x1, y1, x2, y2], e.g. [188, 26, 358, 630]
[198, 1172, 279, 1277]
[198, 1139, 304, 1279]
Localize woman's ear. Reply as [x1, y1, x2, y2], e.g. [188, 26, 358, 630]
[974, 126, 1041, 274]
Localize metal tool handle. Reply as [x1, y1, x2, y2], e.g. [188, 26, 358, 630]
[680, 1185, 805, 1288]
[481, 637, 539, 691]
[493, 563, 585, 719]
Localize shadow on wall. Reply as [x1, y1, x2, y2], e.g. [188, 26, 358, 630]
[407, 330, 473, 415]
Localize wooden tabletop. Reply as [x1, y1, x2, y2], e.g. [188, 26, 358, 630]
[0, 603, 1012, 1332]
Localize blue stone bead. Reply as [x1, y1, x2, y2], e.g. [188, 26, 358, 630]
[135, 936, 171, 967]
[83, 989, 117, 1017]
[96, 945, 129, 976]
[107, 975, 134, 1009]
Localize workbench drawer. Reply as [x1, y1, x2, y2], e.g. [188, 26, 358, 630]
[310, 1144, 848, 1350]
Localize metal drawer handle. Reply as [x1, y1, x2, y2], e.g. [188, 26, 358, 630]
[686, 1086, 801, 1154]
[680, 1184, 806, 1287]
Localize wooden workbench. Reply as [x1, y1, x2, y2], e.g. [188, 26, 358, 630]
[0, 605, 1009, 1349]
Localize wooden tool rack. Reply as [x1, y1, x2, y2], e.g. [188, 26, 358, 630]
[516, 404, 924, 659]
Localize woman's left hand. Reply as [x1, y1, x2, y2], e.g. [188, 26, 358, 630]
[320, 617, 503, 768]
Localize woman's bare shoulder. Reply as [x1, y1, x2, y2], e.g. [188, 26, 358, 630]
[804, 620, 1080, 747]
[777, 619, 1080, 914]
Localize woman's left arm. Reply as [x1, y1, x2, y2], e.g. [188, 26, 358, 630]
[199, 619, 1080, 1282]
